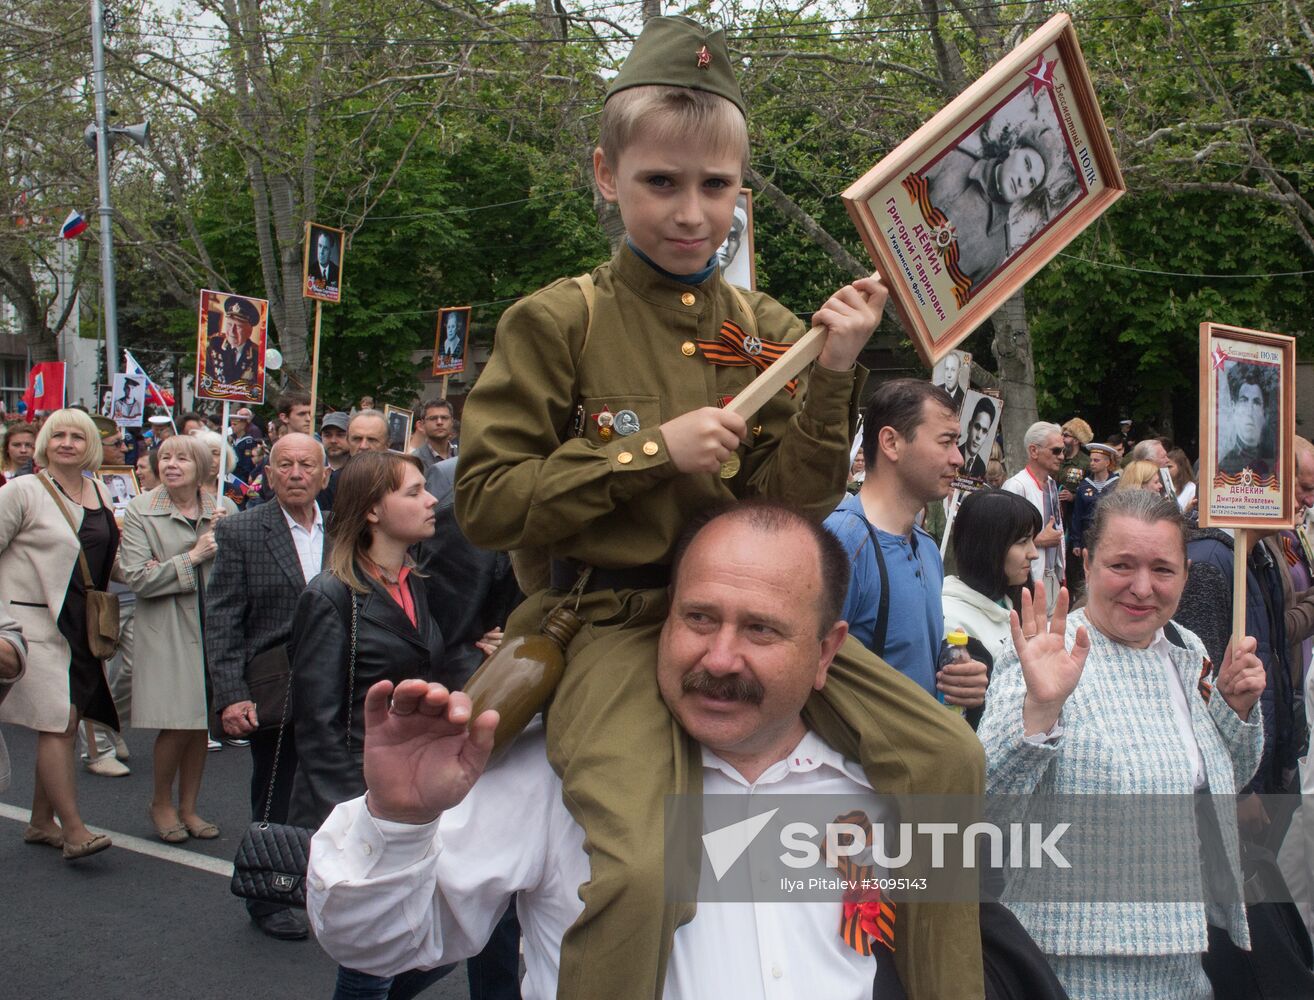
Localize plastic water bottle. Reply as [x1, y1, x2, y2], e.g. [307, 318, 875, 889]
[937, 629, 969, 716]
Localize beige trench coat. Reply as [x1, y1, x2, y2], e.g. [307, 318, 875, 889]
[0, 474, 115, 733]
[119, 487, 235, 730]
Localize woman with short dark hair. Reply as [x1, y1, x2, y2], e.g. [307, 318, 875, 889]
[942, 490, 1040, 726]
[289, 450, 456, 999]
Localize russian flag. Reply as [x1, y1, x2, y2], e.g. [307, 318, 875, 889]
[124, 349, 176, 408]
[61, 209, 89, 239]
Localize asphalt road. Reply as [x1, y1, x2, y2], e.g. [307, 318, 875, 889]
[1, 723, 472, 1000]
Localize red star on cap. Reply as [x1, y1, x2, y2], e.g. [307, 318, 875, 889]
[1026, 54, 1056, 95]
[696, 44, 711, 69]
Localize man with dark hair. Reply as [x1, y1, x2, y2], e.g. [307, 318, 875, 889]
[411, 398, 458, 469]
[276, 390, 314, 437]
[1220, 364, 1277, 477]
[177, 411, 206, 436]
[824, 379, 988, 708]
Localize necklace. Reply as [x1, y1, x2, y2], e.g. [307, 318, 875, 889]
[49, 473, 86, 508]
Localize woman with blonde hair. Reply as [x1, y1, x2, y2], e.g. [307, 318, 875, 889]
[1115, 459, 1165, 496]
[289, 450, 455, 998]
[120, 432, 234, 842]
[0, 408, 119, 859]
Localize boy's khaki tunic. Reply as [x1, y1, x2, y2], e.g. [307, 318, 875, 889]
[456, 245, 985, 1000]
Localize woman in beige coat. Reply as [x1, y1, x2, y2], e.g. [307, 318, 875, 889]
[120, 433, 235, 842]
[0, 409, 119, 860]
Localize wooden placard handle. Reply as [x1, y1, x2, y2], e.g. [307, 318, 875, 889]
[1232, 527, 1248, 656]
[724, 326, 826, 418]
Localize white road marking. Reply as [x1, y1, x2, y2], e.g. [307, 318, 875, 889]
[0, 802, 233, 877]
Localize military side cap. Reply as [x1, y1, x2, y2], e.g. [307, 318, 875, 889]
[91, 415, 117, 438]
[223, 295, 260, 327]
[605, 16, 744, 115]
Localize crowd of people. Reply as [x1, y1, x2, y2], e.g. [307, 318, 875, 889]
[3, 13, 1313, 1000]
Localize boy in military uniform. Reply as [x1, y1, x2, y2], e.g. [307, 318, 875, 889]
[456, 17, 984, 1000]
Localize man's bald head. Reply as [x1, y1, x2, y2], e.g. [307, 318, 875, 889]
[270, 431, 325, 467]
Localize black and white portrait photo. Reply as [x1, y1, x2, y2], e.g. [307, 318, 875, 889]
[958, 390, 1002, 481]
[384, 405, 414, 453]
[303, 222, 345, 303]
[1217, 361, 1279, 479]
[932, 350, 971, 412]
[715, 189, 756, 291]
[922, 85, 1081, 296]
[95, 467, 141, 515]
[110, 372, 146, 427]
[432, 306, 471, 377]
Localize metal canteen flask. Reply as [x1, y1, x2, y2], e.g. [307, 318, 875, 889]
[462, 606, 583, 761]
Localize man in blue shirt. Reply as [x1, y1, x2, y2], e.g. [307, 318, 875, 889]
[825, 379, 989, 708]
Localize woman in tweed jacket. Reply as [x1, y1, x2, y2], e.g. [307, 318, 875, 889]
[978, 490, 1266, 999]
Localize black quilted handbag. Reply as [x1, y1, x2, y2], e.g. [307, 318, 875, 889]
[231, 820, 314, 907]
[230, 596, 358, 909]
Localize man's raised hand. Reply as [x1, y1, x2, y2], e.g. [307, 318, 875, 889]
[362, 680, 499, 826]
[1011, 581, 1089, 737]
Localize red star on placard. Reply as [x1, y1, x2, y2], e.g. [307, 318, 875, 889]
[1026, 54, 1056, 95]
[1211, 346, 1229, 371]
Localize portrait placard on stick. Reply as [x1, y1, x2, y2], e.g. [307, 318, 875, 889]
[1198, 323, 1295, 529]
[195, 290, 269, 404]
[432, 306, 472, 378]
[716, 188, 756, 291]
[953, 390, 1003, 490]
[303, 222, 345, 303]
[842, 13, 1124, 368]
[384, 405, 414, 452]
[96, 466, 141, 516]
[932, 349, 972, 412]
[110, 373, 145, 428]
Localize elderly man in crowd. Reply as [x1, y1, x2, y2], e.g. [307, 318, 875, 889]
[348, 409, 389, 455]
[308, 503, 981, 999]
[207, 432, 330, 941]
[1129, 437, 1171, 469]
[1003, 421, 1067, 615]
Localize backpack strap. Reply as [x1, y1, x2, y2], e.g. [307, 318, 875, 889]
[858, 517, 891, 656]
[723, 281, 760, 339]
[569, 273, 596, 366]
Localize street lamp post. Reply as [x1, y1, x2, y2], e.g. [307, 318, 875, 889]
[90, 0, 119, 380]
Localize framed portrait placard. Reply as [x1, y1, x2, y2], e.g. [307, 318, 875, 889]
[384, 405, 414, 452]
[303, 221, 345, 303]
[952, 389, 1003, 490]
[932, 349, 972, 412]
[432, 306, 472, 378]
[1198, 323, 1295, 529]
[195, 289, 268, 404]
[716, 188, 756, 291]
[96, 466, 141, 517]
[842, 13, 1125, 367]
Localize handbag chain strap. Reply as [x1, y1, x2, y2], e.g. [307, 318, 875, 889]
[36, 472, 96, 590]
[258, 590, 359, 827]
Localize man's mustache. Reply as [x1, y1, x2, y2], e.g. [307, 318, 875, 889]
[682, 669, 765, 705]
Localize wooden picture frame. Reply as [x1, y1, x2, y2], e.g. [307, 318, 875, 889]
[195, 289, 268, 405]
[1197, 322, 1295, 529]
[303, 221, 346, 304]
[842, 13, 1125, 368]
[717, 188, 756, 291]
[96, 466, 141, 516]
[432, 306, 472, 377]
[384, 404, 414, 453]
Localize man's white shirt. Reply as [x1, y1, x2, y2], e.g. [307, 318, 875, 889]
[307, 725, 887, 999]
[280, 502, 324, 584]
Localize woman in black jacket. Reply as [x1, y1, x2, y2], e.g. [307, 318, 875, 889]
[289, 450, 455, 1000]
